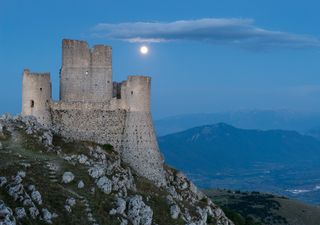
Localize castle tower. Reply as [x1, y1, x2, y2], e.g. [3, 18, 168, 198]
[121, 76, 166, 186]
[60, 39, 113, 102]
[22, 69, 52, 127]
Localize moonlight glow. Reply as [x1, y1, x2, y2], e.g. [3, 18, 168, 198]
[140, 46, 149, 54]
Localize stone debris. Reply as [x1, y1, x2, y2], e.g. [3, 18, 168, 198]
[78, 180, 85, 189]
[170, 204, 180, 219]
[0, 201, 16, 225]
[88, 166, 105, 179]
[78, 154, 88, 164]
[96, 176, 112, 194]
[127, 195, 153, 225]
[42, 208, 54, 224]
[31, 191, 42, 205]
[62, 172, 75, 184]
[0, 177, 7, 187]
[15, 207, 26, 219]
[29, 206, 40, 219]
[65, 197, 76, 213]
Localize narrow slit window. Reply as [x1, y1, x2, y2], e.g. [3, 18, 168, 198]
[40, 88, 42, 91]
[131, 91, 133, 95]
[30, 100, 34, 108]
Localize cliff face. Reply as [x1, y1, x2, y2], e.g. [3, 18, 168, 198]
[0, 114, 233, 225]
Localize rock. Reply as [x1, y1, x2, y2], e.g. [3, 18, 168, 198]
[88, 166, 105, 179]
[42, 131, 53, 146]
[127, 195, 153, 225]
[0, 123, 3, 133]
[0, 141, 3, 150]
[27, 185, 36, 192]
[120, 218, 128, 225]
[17, 171, 26, 178]
[116, 197, 126, 214]
[170, 204, 180, 219]
[15, 207, 26, 219]
[66, 197, 76, 207]
[29, 206, 39, 219]
[62, 172, 75, 184]
[0, 177, 7, 187]
[64, 205, 72, 213]
[0, 200, 15, 225]
[22, 198, 33, 207]
[8, 184, 23, 201]
[42, 208, 53, 224]
[31, 190, 42, 205]
[78, 180, 84, 189]
[109, 209, 117, 215]
[78, 154, 88, 164]
[13, 175, 23, 184]
[96, 176, 112, 194]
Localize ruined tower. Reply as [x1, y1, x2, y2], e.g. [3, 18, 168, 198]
[60, 39, 113, 102]
[21, 39, 166, 186]
[22, 69, 52, 127]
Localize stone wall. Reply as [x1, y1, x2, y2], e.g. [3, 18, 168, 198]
[49, 101, 166, 185]
[50, 101, 127, 150]
[122, 111, 166, 186]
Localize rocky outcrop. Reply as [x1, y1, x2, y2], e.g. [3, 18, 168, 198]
[0, 114, 234, 225]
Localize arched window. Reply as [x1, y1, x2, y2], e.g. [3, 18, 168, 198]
[40, 88, 42, 91]
[30, 100, 34, 108]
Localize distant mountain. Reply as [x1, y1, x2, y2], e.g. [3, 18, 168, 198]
[158, 123, 320, 204]
[154, 110, 320, 136]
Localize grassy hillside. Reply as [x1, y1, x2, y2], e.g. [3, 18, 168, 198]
[205, 189, 320, 225]
[0, 115, 232, 225]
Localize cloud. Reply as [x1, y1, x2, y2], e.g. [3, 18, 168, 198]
[92, 18, 320, 50]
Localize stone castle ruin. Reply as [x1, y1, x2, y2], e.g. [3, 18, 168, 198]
[22, 39, 165, 185]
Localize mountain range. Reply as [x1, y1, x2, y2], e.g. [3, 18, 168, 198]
[155, 110, 320, 136]
[158, 123, 320, 204]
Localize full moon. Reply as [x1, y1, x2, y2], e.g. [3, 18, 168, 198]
[140, 46, 149, 54]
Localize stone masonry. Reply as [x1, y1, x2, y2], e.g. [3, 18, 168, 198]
[21, 39, 166, 186]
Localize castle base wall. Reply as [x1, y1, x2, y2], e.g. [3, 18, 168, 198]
[50, 102, 126, 150]
[49, 102, 166, 185]
[122, 111, 166, 186]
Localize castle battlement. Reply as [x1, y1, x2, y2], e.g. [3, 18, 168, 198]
[21, 40, 166, 186]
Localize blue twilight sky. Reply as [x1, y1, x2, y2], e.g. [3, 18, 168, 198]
[1, 0, 320, 119]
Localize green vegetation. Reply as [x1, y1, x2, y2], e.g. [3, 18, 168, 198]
[205, 189, 320, 225]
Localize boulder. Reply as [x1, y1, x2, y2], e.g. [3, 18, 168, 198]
[15, 207, 26, 219]
[96, 176, 112, 194]
[0, 177, 7, 187]
[62, 172, 75, 184]
[127, 195, 153, 225]
[88, 166, 104, 179]
[170, 204, 180, 219]
[77, 180, 84, 189]
[29, 206, 39, 219]
[31, 190, 42, 205]
[0, 200, 15, 225]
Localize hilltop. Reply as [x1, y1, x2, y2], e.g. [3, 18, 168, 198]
[0, 114, 232, 225]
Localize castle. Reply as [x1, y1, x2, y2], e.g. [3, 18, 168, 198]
[21, 39, 166, 185]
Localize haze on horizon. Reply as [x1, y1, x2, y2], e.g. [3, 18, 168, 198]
[1, 0, 320, 119]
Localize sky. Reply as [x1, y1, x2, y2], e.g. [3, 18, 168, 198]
[1, 0, 320, 119]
